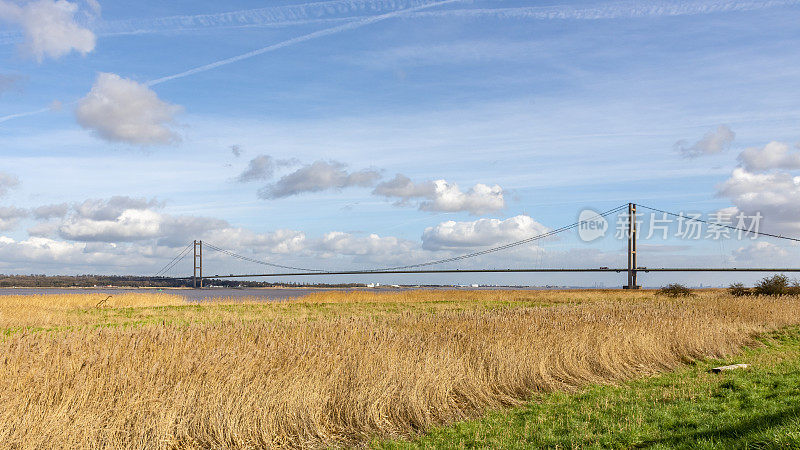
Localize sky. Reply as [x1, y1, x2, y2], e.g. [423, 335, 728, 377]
[1, 0, 800, 287]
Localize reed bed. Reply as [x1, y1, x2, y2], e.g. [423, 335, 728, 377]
[0, 290, 798, 448]
[0, 292, 183, 329]
[282, 288, 637, 305]
[2, 290, 569, 330]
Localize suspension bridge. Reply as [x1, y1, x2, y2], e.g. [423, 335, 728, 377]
[153, 203, 800, 289]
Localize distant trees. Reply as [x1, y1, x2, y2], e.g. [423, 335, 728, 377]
[728, 275, 800, 296]
[657, 283, 695, 297]
[0, 274, 364, 288]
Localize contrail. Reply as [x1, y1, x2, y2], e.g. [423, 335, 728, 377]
[0, 106, 51, 124]
[1, 0, 793, 43]
[1, 0, 797, 44]
[98, 0, 431, 35]
[0, 0, 436, 45]
[112, 0, 800, 87]
[0, 0, 458, 124]
[412, 0, 800, 20]
[146, 0, 460, 86]
[2, 0, 797, 122]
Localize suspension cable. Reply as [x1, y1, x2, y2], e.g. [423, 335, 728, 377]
[166, 204, 800, 278]
[203, 242, 325, 272]
[373, 204, 629, 271]
[198, 205, 628, 275]
[154, 241, 194, 277]
[637, 204, 800, 243]
[155, 245, 194, 277]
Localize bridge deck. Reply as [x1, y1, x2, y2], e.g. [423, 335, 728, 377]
[175, 267, 800, 279]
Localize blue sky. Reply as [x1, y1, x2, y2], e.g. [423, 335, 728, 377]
[1, 0, 800, 286]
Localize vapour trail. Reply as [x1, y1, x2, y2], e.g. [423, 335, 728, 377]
[413, 0, 800, 20]
[1, 0, 793, 43]
[110, 0, 800, 33]
[97, 0, 430, 35]
[0, 0, 457, 124]
[0, 106, 50, 124]
[0, 0, 424, 44]
[146, 0, 460, 86]
[3, 0, 797, 123]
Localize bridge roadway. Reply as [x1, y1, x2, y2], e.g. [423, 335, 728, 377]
[181, 267, 800, 279]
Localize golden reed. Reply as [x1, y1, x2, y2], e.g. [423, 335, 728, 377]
[0, 290, 798, 448]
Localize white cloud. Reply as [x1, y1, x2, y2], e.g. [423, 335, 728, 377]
[76, 73, 183, 145]
[27, 221, 59, 237]
[422, 215, 548, 250]
[0, 235, 91, 262]
[733, 241, 790, 262]
[32, 202, 69, 219]
[48, 207, 430, 267]
[374, 174, 505, 215]
[0, 0, 95, 61]
[209, 228, 307, 255]
[0, 172, 19, 197]
[423, 180, 504, 215]
[59, 208, 164, 242]
[0, 206, 28, 231]
[258, 160, 380, 199]
[61, 210, 229, 244]
[10, 195, 319, 273]
[715, 140, 800, 236]
[33, 196, 219, 243]
[0, 236, 153, 272]
[717, 168, 800, 234]
[33, 196, 305, 259]
[372, 173, 435, 202]
[317, 231, 415, 257]
[74, 196, 162, 221]
[12, 191, 757, 275]
[0, 230, 305, 274]
[737, 141, 800, 172]
[157, 215, 230, 247]
[237, 155, 275, 182]
[674, 125, 735, 158]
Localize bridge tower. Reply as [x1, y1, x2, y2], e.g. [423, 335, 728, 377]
[624, 203, 640, 289]
[193, 240, 203, 288]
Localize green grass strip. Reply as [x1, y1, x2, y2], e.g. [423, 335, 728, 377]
[377, 327, 800, 449]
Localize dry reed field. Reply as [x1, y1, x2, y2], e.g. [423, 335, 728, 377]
[1, 289, 800, 448]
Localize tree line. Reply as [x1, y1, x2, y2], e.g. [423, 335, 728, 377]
[0, 274, 365, 288]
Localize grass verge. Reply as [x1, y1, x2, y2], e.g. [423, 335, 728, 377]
[377, 326, 800, 449]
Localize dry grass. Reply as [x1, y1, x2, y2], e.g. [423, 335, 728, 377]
[0, 291, 182, 310]
[0, 290, 799, 448]
[284, 288, 626, 304]
[0, 292, 184, 329]
[0, 289, 585, 330]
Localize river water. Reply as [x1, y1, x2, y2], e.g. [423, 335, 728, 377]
[0, 287, 371, 301]
[0, 286, 546, 301]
